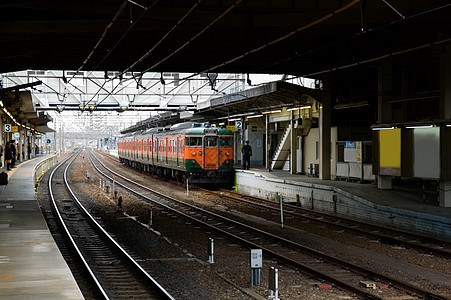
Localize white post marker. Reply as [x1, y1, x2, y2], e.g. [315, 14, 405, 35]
[269, 267, 279, 300]
[186, 178, 189, 195]
[208, 238, 214, 264]
[149, 208, 153, 226]
[279, 196, 284, 229]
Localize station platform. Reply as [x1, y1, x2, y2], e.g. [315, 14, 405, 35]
[0, 156, 83, 299]
[236, 167, 451, 241]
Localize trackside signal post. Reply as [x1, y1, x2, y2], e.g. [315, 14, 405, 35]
[250, 249, 262, 286]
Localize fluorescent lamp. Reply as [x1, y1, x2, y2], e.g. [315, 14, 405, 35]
[446, 124, 451, 127]
[287, 105, 311, 111]
[262, 109, 282, 114]
[371, 126, 395, 130]
[247, 114, 263, 119]
[228, 118, 241, 122]
[405, 125, 433, 129]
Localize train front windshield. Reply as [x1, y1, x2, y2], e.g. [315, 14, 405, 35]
[204, 136, 218, 147]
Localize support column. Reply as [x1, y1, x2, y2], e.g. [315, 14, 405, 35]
[265, 114, 270, 169]
[377, 59, 394, 189]
[290, 112, 297, 174]
[440, 45, 451, 207]
[377, 175, 392, 189]
[319, 95, 331, 180]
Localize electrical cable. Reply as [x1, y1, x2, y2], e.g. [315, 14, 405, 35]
[257, 3, 451, 78]
[90, 0, 241, 108]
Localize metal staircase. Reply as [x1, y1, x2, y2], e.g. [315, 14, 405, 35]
[270, 118, 313, 170]
[271, 122, 292, 170]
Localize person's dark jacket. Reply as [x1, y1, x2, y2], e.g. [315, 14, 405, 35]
[5, 144, 13, 161]
[242, 144, 252, 157]
[10, 143, 16, 157]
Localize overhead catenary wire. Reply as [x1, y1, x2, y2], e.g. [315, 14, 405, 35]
[256, 3, 451, 77]
[122, 0, 204, 75]
[196, 0, 361, 75]
[91, 0, 241, 108]
[93, 0, 359, 110]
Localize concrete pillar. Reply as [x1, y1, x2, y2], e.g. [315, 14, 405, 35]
[439, 181, 451, 207]
[376, 59, 394, 189]
[440, 45, 451, 207]
[319, 95, 331, 180]
[290, 112, 297, 174]
[265, 114, 270, 169]
[377, 175, 392, 189]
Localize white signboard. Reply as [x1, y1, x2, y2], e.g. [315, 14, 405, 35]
[250, 249, 262, 268]
[3, 124, 11, 132]
[344, 141, 362, 163]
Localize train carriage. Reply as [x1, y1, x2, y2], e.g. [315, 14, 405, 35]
[118, 122, 234, 185]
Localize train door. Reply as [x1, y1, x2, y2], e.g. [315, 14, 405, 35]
[165, 138, 168, 164]
[176, 136, 181, 166]
[156, 138, 160, 162]
[203, 135, 219, 169]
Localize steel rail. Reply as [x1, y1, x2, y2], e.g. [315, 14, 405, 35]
[211, 189, 451, 259]
[90, 150, 448, 300]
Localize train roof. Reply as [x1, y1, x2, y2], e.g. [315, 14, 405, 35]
[120, 122, 233, 139]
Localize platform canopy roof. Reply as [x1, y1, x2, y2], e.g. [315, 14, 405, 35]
[0, 0, 449, 77]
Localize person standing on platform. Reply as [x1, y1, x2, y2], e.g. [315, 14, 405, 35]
[241, 140, 252, 170]
[9, 140, 16, 168]
[27, 143, 32, 160]
[5, 142, 13, 171]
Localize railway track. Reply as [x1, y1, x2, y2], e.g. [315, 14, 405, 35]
[46, 151, 174, 300]
[89, 150, 448, 300]
[208, 188, 451, 259]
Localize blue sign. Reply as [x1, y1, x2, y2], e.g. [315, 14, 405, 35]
[344, 141, 356, 149]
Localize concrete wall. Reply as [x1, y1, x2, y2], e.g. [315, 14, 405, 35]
[236, 170, 451, 240]
[303, 127, 337, 178]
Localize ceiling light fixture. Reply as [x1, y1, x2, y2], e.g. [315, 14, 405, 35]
[371, 126, 395, 130]
[56, 104, 64, 113]
[405, 124, 434, 129]
[247, 114, 263, 119]
[262, 109, 282, 114]
[287, 105, 311, 111]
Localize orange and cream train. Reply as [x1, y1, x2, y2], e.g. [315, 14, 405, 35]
[118, 122, 235, 184]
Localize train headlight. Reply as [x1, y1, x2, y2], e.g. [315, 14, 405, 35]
[191, 151, 196, 156]
[225, 151, 230, 156]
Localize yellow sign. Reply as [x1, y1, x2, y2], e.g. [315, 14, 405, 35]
[226, 125, 237, 132]
[379, 128, 401, 176]
[11, 126, 19, 132]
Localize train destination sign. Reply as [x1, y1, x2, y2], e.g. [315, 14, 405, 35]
[204, 129, 217, 135]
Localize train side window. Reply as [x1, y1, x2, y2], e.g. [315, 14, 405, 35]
[219, 136, 233, 147]
[185, 137, 202, 146]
